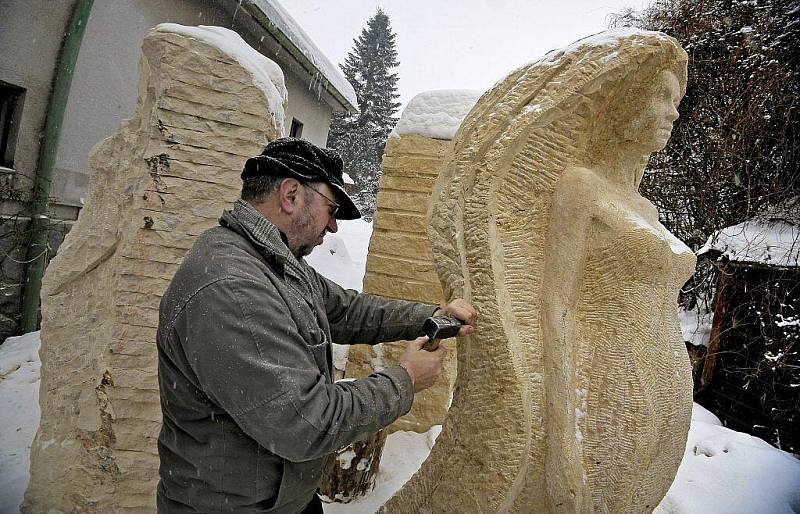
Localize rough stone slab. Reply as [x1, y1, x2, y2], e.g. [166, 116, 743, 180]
[24, 27, 285, 512]
[150, 174, 242, 201]
[346, 134, 452, 435]
[112, 323, 159, 344]
[160, 61, 259, 95]
[157, 108, 269, 144]
[372, 212, 427, 234]
[365, 254, 439, 283]
[162, 79, 269, 118]
[373, 190, 430, 214]
[155, 159, 247, 187]
[110, 340, 157, 357]
[378, 175, 437, 192]
[108, 350, 157, 372]
[157, 96, 269, 131]
[362, 275, 442, 306]
[367, 230, 434, 260]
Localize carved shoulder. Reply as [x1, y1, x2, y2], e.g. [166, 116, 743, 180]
[552, 166, 603, 216]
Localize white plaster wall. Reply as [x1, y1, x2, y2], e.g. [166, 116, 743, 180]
[283, 71, 334, 147]
[52, 0, 338, 209]
[0, 0, 74, 195]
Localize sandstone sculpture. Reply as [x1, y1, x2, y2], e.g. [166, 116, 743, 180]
[24, 25, 286, 512]
[384, 29, 696, 513]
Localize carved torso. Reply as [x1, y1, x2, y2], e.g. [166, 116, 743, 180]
[565, 168, 696, 509]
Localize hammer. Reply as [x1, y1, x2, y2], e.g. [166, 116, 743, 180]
[421, 316, 463, 351]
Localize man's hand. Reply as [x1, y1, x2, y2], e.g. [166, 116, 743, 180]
[398, 336, 447, 393]
[433, 298, 478, 337]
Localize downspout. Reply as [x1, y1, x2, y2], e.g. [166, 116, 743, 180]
[20, 0, 94, 333]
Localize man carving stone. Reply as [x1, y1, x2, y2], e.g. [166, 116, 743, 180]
[156, 137, 477, 512]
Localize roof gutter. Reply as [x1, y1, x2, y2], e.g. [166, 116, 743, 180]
[20, 0, 94, 333]
[241, 0, 357, 113]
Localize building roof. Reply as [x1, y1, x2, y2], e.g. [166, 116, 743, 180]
[698, 218, 800, 268]
[243, 0, 358, 112]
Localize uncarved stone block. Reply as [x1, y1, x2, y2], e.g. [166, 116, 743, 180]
[23, 25, 285, 512]
[346, 134, 456, 434]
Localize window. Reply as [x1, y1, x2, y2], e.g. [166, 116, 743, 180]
[289, 118, 303, 139]
[0, 80, 25, 169]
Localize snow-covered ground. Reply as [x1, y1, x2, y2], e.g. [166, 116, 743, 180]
[1, 219, 798, 513]
[0, 332, 41, 514]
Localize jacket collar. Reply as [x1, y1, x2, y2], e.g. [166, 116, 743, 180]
[220, 200, 307, 278]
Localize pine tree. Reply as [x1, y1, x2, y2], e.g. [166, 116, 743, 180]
[328, 9, 401, 219]
[340, 8, 401, 137]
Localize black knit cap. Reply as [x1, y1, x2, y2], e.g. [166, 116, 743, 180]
[242, 137, 361, 220]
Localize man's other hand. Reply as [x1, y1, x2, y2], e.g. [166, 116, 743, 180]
[433, 298, 478, 337]
[398, 336, 447, 393]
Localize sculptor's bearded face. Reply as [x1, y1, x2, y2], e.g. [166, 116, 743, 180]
[289, 182, 338, 258]
[623, 70, 682, 154]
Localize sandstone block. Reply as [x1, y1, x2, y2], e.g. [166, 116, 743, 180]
[345, 133, 454, 434]
[24, 25, 286, 512]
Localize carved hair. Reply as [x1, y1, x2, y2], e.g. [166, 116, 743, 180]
[429, 29, 687, 303]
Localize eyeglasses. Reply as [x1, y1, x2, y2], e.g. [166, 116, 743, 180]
[303, 183, 340, 219]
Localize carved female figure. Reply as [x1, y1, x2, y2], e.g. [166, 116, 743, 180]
[384, 29, 695, 513]
[541, 65, 696, 513]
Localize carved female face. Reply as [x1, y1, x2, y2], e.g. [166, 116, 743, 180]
[621, 70, 682, 154]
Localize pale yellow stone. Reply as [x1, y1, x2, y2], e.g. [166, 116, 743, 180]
[384, 30, 695, 513]
[23, 29, 285, 512]
[345, 134, 457, 434]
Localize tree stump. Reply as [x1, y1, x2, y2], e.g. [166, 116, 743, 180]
[319, 429, 388, 503]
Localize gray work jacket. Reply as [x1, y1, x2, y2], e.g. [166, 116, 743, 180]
[156, 200, 434, 513]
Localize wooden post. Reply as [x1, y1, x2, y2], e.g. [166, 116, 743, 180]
[319, 429, 388, 503]
[701, 264, 731, 388]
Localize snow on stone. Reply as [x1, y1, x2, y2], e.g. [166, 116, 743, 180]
[249, 0, 358, 110]
[546, 27, 666, 60]
[391, 90, 482, 140]
[698, 219, 799, 267]
[155, 23, 288, 132]
[0, 332, 41, 513]
[497, 27, 673, 87]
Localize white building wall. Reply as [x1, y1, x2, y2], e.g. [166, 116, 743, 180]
[283, 71, 333, 147]
[53, 0, 336, 209]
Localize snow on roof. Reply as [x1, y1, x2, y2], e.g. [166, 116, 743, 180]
[155, 24, 287, 132]
[698, 219, 800, 268]
[248, 0, 358, 111]
[391, 89, 482, 140]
